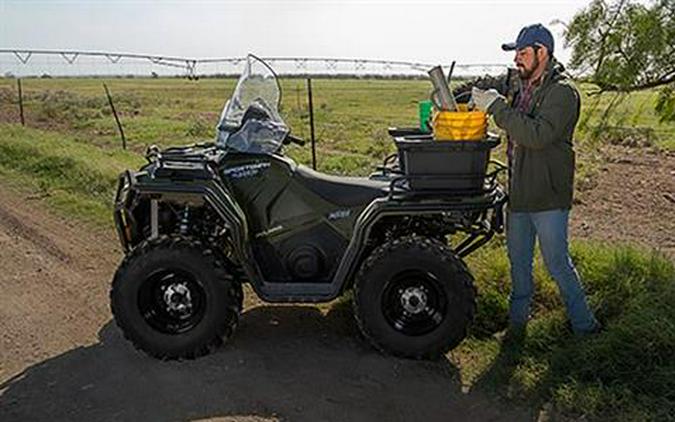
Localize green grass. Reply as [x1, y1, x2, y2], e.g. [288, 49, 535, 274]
[457, 241, 675, 421]
[3, 77, 672, 159]
[1, 78, 671, 179]
[0, 124, 143, 225]
[576, 83, 675, 151]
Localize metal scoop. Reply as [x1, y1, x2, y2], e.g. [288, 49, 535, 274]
[428, 64, 458, 111]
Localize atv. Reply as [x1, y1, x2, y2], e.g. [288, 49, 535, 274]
[110, 55, 506, 360]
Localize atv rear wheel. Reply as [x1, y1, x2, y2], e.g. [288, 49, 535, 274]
[353, 235, 475, 359]
[110, 235, 242, 359]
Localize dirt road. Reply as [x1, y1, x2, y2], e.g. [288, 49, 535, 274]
[0, 183, 528, 422]
[570, 145, 675, 256]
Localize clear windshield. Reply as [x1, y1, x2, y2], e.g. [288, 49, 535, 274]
[216, 55, 288, 154]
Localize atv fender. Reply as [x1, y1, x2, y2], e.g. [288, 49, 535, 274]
[333, 190, 506, 294]
[114, 172, 265, 284]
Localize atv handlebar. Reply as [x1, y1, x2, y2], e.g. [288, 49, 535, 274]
[283, 133, 306, 146]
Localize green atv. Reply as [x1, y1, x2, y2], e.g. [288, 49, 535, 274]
[110, 55, 506, 360]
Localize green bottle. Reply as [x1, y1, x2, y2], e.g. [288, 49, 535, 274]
[418, 100, 433, 133]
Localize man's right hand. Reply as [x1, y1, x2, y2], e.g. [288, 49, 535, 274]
[470, 87, 504, 112]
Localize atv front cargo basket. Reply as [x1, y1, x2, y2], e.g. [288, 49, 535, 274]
[393, 132, 500, 192]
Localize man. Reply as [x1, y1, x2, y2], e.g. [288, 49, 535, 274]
[470, 24, 599, 335]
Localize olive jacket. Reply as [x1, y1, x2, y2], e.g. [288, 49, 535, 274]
[488, 59, 581, 212]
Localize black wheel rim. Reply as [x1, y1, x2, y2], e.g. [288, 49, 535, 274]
[137, 268, 207, 335]
[381, 269, 448, 336]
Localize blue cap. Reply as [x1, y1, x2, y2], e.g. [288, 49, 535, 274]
[502, 24, 554, 54]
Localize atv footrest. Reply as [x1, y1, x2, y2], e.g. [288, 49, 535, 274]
[259, 282, 338, 303]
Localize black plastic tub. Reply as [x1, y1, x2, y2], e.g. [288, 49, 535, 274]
[394, 134, 500, 191]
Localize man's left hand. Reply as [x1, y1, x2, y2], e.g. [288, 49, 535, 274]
[470, 87, 504, 112]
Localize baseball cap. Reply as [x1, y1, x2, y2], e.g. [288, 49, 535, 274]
[502, 24, 554, 54]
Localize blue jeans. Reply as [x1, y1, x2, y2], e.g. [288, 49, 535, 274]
[506, 209, 597, 333]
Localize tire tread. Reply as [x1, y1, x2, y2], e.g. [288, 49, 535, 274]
[110, 234, 243, 360]
[352, 235, 476, 359]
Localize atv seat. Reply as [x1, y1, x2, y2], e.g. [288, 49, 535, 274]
[294, 165, 389, 208]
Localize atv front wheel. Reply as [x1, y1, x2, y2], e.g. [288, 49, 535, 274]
[353, 235, 475, 359]
[110, 235, 242, 359]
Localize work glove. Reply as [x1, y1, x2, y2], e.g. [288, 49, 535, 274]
[470, 87, 504, 112]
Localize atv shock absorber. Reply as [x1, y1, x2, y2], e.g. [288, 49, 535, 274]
[179, 205, 190, 235]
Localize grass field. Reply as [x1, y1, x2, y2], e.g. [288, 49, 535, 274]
[0, 76, 674, 420]
[1, 77, 673, 174]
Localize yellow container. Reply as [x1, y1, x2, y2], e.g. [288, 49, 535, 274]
[432, 104, 487, 141]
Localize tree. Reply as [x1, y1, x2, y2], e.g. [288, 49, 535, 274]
[564, 0, 675, 121]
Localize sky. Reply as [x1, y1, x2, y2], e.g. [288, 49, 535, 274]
[0, 0, 596, 73]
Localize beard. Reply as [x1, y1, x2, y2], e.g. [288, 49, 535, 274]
[517, 53, 540, 80]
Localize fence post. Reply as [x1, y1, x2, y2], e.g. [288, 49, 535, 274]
[295, 83, 301, 111]
[307, 78, 317, 170]
[17, 78, 25, 126]
[103, 83, 127, 150]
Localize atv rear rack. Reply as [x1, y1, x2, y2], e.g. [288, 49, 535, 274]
[383, 185, 507, 258]
[386, 162, 506, 201]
